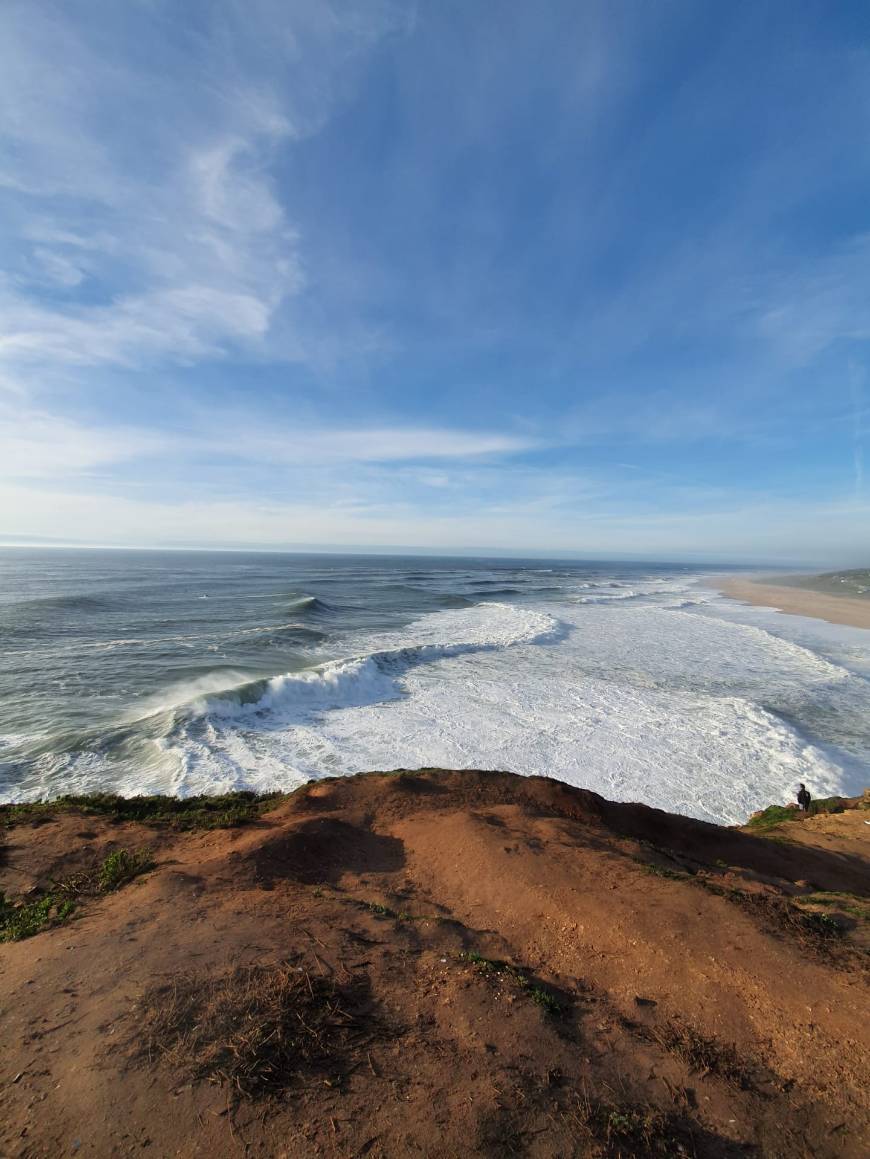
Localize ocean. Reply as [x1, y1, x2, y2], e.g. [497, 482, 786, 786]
[1, 549, 868, 825]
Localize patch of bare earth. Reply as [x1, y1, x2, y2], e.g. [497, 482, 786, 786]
[1, 770, 868, 1157]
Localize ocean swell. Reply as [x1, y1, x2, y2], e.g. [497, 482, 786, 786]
[177, 602, 562, 732]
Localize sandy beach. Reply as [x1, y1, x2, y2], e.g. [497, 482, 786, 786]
[715, 575, 870, 630]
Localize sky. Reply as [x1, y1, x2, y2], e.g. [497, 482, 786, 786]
[1, 0, 869, 564]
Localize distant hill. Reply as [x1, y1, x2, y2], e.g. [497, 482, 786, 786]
[784, 568, 870, 599]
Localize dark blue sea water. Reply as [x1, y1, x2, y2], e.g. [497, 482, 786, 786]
[1, 549, 868, 824]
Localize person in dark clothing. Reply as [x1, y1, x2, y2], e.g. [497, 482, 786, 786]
[797, 783, 812, 812]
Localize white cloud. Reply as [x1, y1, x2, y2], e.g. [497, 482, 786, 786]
[756, 234, 870, 365]
[29, 247, 87, 288]
[191, 137, 289, 234]
[0, 286, 278, 368]
[0, 405, 538, 480]
[0, 1, 405, 383]
[223, 427, 539, 463]
[0, 410, 166, 478]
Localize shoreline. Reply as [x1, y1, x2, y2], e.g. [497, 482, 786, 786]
[712, 574, 870, 630]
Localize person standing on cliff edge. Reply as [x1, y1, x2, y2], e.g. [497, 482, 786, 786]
[797, 783, 812, 812]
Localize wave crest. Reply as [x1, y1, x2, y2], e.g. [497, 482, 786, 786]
[178, 601, 561, 730]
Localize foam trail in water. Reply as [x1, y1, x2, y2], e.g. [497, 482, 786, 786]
[159, 597, 868, 825]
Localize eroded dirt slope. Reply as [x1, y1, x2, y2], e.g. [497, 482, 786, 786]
[1, 770, 868, 1158]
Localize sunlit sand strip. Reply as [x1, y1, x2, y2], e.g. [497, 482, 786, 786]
[714, 576, 870, 630]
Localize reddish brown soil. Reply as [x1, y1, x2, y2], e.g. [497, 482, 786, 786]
[1, 770, 868, 1158]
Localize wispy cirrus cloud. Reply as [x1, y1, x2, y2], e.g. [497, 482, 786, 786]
[0, 0, 406, 382]
[0, 403, 540, 481]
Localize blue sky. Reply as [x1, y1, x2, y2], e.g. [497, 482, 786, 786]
[1, 0, 868, 562]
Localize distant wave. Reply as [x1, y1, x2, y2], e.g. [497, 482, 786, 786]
[285, 594, 341, 617]
[230, 622, 327, 644]
[8, 593, 116, 615]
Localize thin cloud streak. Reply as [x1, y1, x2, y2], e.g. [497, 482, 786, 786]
[0, 407, 541, 479]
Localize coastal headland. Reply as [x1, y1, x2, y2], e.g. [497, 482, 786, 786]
[715, 573, 870, 630]
[1, 770, 868, 1157]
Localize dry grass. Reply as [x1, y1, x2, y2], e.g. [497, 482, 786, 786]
[136, 961, 374, 1098]
[644, 1017, 756, 1090]
[726, 890, 853, 961]
[552, 1087, 698, 1157]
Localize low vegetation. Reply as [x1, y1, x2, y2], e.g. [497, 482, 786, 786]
[643, 1017, 756, 1090]
[0, 892, 76, 942]
[633, 850, 857, 962]
[576, 1099, 695, 1157]
[798, 891, 869, 921]
[359, 898, 438, 922]
[98, 848, 155, 891]
[137, 961, 374, 1098]
[719, 888, 849, 952]
[745, 796, 849, 832]
[459, 949, 563, 1016]
[0, 790, 286, 831]
[0, 847, 154, 941]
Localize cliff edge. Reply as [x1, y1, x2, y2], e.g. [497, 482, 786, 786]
[1, 770, 868, 1157]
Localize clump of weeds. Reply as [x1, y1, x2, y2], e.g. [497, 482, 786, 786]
[1, 847, 154, 941]
[0, 892, 76, 942]
[458, 950, 563, 1016]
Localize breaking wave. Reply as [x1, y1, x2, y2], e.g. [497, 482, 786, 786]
[180, 602, 562, 730]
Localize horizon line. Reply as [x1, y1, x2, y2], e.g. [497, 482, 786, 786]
[0, 539, 840, 570]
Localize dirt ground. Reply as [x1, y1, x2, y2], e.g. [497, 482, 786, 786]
[1, 770, 868, 1158]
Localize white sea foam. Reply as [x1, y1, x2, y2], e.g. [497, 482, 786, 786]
[182, 602, 561, 725]
[155, 590, 869, 825]
[7, 573, 869, 822]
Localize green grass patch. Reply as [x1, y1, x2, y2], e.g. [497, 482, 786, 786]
[745, 804, 801, 831]
[366, 901, 395, 919]
[528, 984, 562, 1015]
[0, 892, 76, 942]
[0, 790, 286, 831]
[1, 847, 154, 941]
[746, 796, 848, 832]
[799, 892, 869, 921]
[98, 848, 155, 891]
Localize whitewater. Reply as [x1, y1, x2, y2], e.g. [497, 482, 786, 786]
[1, 549, 868, 825]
